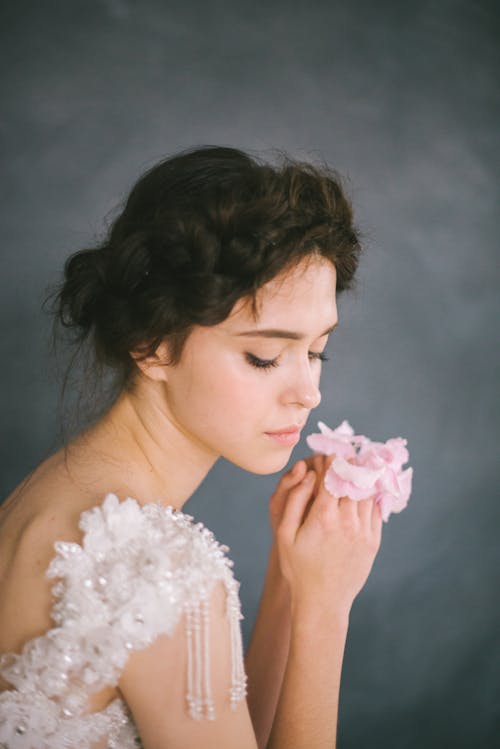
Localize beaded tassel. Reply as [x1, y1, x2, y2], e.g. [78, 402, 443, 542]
[185, 594, 215, 720]
[185, 600, 203, 720]
[228, 588, 248, 710]
[184, 585, 247, 721]
[201, 591, 215, 720]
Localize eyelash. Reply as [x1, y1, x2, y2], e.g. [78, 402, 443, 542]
[245, 351, 330, 372]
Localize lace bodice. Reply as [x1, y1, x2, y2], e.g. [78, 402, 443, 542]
[0, 494, 247, 749]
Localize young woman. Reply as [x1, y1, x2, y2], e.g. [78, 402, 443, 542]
[0, 146, 383, 749]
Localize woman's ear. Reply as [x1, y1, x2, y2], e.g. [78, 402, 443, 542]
[129, 340, 171, 382]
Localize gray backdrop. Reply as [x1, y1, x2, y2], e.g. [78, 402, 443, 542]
[1, 1, 498, 746]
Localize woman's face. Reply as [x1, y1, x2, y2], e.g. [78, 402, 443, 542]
[161, 255, 338, 475]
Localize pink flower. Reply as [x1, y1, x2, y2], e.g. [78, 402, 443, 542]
[305, 420, 413, 522]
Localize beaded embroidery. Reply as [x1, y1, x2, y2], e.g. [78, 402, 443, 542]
[0, 494, 247, 748]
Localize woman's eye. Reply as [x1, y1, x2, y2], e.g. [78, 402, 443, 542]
[245, 351, 329, 372]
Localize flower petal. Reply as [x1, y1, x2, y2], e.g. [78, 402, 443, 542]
[306, 419, 413, 522]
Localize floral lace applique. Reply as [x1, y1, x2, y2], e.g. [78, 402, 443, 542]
[0, 493, 247, 748]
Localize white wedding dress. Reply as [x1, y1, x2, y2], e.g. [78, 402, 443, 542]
[0, 493, 248, 748]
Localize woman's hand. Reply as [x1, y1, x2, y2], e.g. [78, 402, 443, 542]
[267, 455, 338, 598]
[269, 454, 333, 539]
[270, 454, 383, 617]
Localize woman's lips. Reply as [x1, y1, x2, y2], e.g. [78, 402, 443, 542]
[266, 424, 304, 434]
[265, 429, 301, 445]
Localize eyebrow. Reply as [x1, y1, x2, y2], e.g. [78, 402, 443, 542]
[234, 321, 338, 340]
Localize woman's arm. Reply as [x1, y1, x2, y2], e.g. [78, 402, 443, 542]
[245, 456, 336, 748]
[267, 603, 349, 749]
[244, 541, 292, 749]
[245, 457, 327, 748]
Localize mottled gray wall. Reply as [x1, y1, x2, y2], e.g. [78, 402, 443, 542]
[1, 0, 498, 746]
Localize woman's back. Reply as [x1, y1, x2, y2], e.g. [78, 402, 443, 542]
[0, 449, 122, 714]
[0, 446, 252, 748]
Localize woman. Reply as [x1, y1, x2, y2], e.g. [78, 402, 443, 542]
[0, 145, 382, 749]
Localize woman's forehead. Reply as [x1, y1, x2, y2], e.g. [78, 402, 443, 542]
[217, 261, 338, 337]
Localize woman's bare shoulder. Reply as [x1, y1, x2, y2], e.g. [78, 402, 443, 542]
[0, 453, 129, 709]
[0, 449, 110, 653]
[2, 449, 88, 546]
[0, 449, 124, 703]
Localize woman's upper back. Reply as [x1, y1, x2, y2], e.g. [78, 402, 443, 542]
[0, 452, 89, 671]
[0, 452, 254, 749]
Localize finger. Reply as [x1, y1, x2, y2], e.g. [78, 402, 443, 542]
[357, 497, 373, 526]
[316, 453, 332, 474]
[303, 452, 335, 471]
[371, 498, 383, 531]
[290, 459, 308, 482]
[337, 494, 359, 524]
[298, 454, 339, 527]
[305, 453, 336, 495]
[302, 455, 316, 471]
[322, 454, 337, 489]
[302, 459, 326, 522]
[311, 455, 339, 505]
[269, 462, 308, 530]
[271, 461, 306, 505]
[302, 470, 343, 532]
[303, 454, 323, 488]
[278, 470, 317, 542]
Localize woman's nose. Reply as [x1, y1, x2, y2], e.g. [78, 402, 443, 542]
[298, 388, 321, 409]
[282, 365, 322, 409]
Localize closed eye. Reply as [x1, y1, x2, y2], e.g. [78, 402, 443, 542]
[245, 351, 329, 372]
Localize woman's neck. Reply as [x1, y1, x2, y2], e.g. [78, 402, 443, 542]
[68, 381, 219, 511]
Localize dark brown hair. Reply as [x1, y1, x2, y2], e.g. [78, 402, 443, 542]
[47, 145, 363, 425]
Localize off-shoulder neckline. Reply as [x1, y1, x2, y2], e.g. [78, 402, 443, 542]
[49, 493, 211, 561]
[90, 491, 189, 517]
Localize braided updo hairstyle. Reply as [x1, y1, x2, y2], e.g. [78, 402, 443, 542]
[49, 145, 363, 417]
